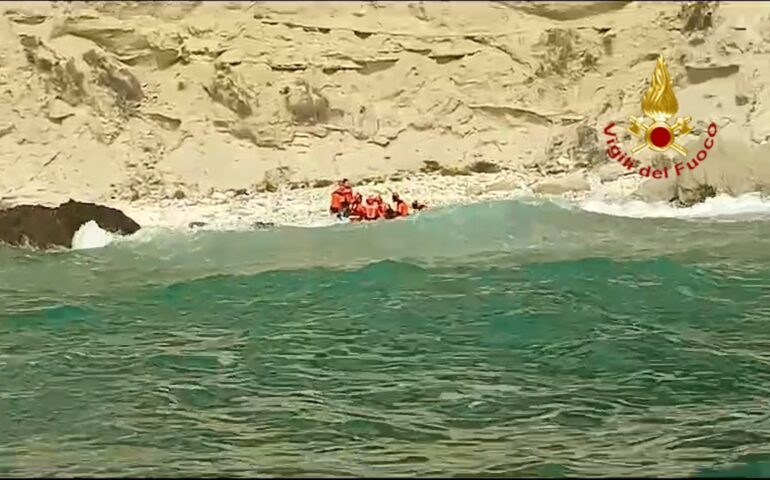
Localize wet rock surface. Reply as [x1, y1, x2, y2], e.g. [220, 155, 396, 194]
[0, 200, 140, 249]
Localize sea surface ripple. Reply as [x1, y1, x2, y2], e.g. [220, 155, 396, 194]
[1, 199, 770, 477]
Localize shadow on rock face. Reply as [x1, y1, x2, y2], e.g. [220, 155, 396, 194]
[0, 199, 140, 250]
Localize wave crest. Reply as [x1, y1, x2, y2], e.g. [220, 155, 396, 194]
[71, 221, 114, 250]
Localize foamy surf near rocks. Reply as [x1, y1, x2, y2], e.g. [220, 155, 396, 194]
[71, 220, 116, 250]
[0, 200, 140, 249]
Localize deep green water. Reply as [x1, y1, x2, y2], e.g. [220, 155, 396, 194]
[2, 200, 770, 477]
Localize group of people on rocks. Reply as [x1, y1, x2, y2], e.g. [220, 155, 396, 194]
[329, 179, 427, 222]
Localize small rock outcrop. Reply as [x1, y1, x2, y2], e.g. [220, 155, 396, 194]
[0, 200, 140, 249]
[533, 171, 591, 195]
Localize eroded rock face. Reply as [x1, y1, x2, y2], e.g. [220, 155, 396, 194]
[83, 49, 144, 103]
[282, 80, 331, 125]
[633, 127, 770, 206]
[0, 200, 140, 249]
[20, 35, 145, 146]
[204, 63, 256, 118]
[50, 13, 187, 68]
[0, 1, 767, 199]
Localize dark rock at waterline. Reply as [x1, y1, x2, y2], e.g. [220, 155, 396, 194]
[188, 221, 207, 229]
[0, 199, 140, 249]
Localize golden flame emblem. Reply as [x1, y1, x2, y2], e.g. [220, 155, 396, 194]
[642, 57, 678, 122]
[627, 55, 693, 156]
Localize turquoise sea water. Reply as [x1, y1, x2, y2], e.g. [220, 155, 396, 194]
[2, 199, 770, 477]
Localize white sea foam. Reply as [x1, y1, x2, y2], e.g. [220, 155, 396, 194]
[578, 193, 770, 220]
[118, 191, 770, 239]
[71, 221, 114, 250]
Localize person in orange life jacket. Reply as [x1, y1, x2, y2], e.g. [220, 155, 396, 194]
[373, 193, 394, 219]
[341, 179, 355, 204]
[348, 193, 365, 222]
[329, 179, 354, 215]
[363, 196, 381, 221]
[392, 193, 409, 217]
[383, 204, 398, 219]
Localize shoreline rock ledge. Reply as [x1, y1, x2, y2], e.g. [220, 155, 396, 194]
[0, 200, 141, 249]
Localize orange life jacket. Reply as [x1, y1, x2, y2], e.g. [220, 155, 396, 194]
[349, 202, 364, 218]
[341, 187, 354, 205]
[349, 204, 365, 222]
[363, 203, 379, 220]
[396, 200, 409, 217]
[330, 186, 352, 213]
[330, 192, 345, 212]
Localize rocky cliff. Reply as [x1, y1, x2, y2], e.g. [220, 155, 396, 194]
[0, 199, 140, 249]
[0, 1, 768, 206]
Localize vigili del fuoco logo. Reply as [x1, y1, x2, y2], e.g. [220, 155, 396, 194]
[602, 55, 718, 179]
